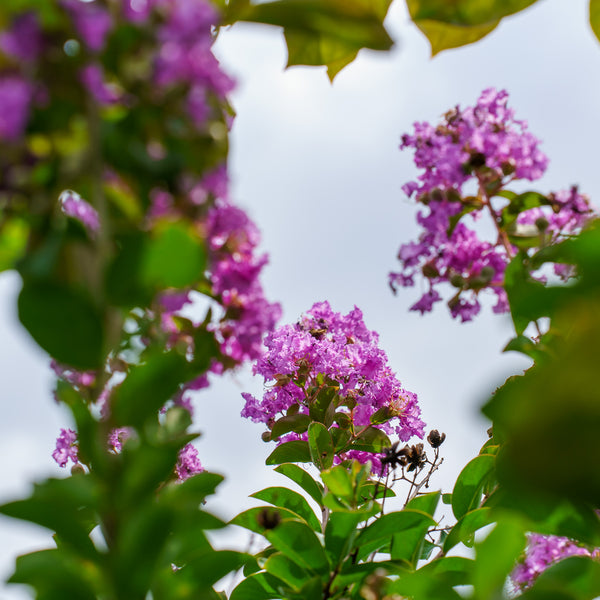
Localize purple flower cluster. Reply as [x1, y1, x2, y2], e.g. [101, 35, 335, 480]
[59, 190, 101, 234]
[391, 89, 595, 322]
[52, 428, 79, 468]
[241, 301, 425, 446]
[175, 443, 204, 481]
[512, 533, 600, 590]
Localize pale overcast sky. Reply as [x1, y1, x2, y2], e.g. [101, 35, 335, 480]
[2, 0, 599, 597]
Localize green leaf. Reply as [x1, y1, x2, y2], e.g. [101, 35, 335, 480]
[233, 0, 394, 80]
[251, 487, 321, 531]
[113, 350, 190, 428]
[182, 551, 250, 588]
[274, 464, 324, 506]
[350, 426, 391, 453]
[266, 441, 311, 465]
[230, 572, 290, 600]
[308, 386, 336, 426]
[0, 217, 28, 272]
[308, 423, 334, 470]
[501, 191, 549, 229]
[503, 334, 552, 364]
[406, 491, 440, 516]
[355, 509, 435, 560]
[321, 465, 354, 500]
[271, 414, 311, 440]
[0, 477, 98, 560]
[324, 511, 367, 563]
[265, 519, 330, 574]
[472, 516, 527, 599]
[9, 549, 97, 600]
[406, 0, 539, 54]
[141, 221, 206, 289]
[590, 0, 600, 44]
[18, 281, 104, 369]
[264, 552, 310, 590]
[230, 506, 304, 535]
[390, 510, 437, 566]
[452, 454, 495, 519]
[443, 507, 494, 552]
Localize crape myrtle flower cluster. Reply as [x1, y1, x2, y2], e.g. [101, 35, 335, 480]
[54, 426, 203, 482]
[242, 301, 425, 468]
[511, 533, 600, 590]
[390, 88, 595, 322]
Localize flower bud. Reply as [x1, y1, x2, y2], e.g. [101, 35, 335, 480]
[71, 464, 85, 475]
[256, 508, 281, 530]
[449, 274, 465, 288]
[535, 217, 549, 232]
[479, 266, 495, 282]
[427, 429, 446, 448]
[422, 262, 439, 278]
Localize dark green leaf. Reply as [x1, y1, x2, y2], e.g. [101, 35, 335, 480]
[308, 423, 334, 470]
[324, 511, 366, 563]
[271, 414, 311, 440]
[452, 454, 495, 520]
[182, 551, 250, 588]
[406, 491, 440, 516]
[251, 487, 321, 531]
[350, 426, 390, 453]
[266, 441, 311, 466]
[230, 506, 303, 535]
[18, 281, 104, 369]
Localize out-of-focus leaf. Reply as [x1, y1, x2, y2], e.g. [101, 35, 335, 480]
[266, 441, 311, 465]
[18, 281, 104, 369]
[182, 551, 250, 588]
[472, 516, 527, 599]
[590, 0, 600, 44]
[484, 302, 600, 507]
[503, 334, 552, 364]
[141, 221, 206, 290]
[452, 454, 495, 519]
[274, 463, 324, 506]
[308, 423, 334, 470]
[0, 218, 28, 272]
[444, 507, 493, 552]
[251, 487, 321, 531]
[8, 549, 97, 600]
[0, 477, 98, 560]
[113, 350, 190, 428]
[231, 0, 394, 80]
[406, 0, 540, 55]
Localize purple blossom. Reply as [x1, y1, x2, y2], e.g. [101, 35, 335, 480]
[108, 428, 133, 453]
[122, 0, 154, 22]
[242, 301, 425, 456]
[391, 89, 596, 322]
[52, 428, 79, 468]
[175, 443, 204, 481]
[0, 75, 33, 140]
[62, 0, 113, 52]
[0, 12, 43, 62]
[80, 64, 121, 105]
[51, 360, 96, 388]
[60, 190, 100, 233]
[511, 533, 599, 590]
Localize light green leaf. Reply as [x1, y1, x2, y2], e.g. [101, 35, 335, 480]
[590, 0, 600, 43]
[444, 507, 494, 552]
[266, 441, 311, 466]
[308, 423, 334, 470]
[274, 463, 324, 506]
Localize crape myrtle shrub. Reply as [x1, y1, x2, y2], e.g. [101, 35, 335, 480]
[2, 1, 600, 599]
